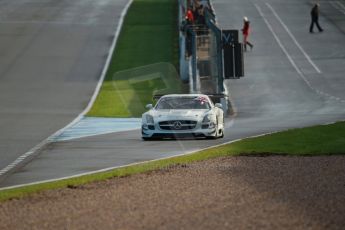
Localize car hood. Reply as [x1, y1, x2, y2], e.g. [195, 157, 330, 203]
[150, 109, 208, 121]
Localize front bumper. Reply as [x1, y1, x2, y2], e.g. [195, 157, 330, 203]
[141, 122, 216, 139]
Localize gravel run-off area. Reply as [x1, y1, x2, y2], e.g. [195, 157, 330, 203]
[1, 156, 345, 230]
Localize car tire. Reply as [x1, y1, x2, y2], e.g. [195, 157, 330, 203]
[206, 120, 219, 140]
[216, 119, 224, 139]
[219, 129, 224, 138]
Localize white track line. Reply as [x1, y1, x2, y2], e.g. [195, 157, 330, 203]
[2, 118, 344, 192]
[266, 3, 322, 74]
[336, 1, 345, 11]
[255, 4, 303, 76]
[254, 4, 344, 104]
[0, 131, 303, 191]
[83, 0, 133, 117]
[0, 0, 134, 177]
[1, 0, 344, 187]
[331, 1, 345, 15]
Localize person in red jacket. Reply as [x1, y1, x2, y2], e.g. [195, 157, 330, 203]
[186, 7, 194, 24]
[241, 17, 254, 51]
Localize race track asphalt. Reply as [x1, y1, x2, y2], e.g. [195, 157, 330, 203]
[0, 0, 128, 180]
[1, 0, 345, 187]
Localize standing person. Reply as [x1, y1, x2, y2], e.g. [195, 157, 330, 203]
[186, 7, 194, 24]
[197, 5, 205, 25]
[310, 3, 323, 33]
[241, 17, 253, 51]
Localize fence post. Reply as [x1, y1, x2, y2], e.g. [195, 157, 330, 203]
[178, 0, 189, 82]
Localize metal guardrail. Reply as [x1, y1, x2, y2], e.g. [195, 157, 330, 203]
[177, 1, 242, 114]
[205, 8, 224, 93]
[178, 1, 226, 94]
[178, 0, 189, 83]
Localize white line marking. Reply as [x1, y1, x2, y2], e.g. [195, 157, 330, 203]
[1, 0, 344, 185]
[255, 4, 303, 76]
[2, 118, 345, 192]
[254, 4, 345, 104]
[83, 0, 133, 118]
[0, 0, 134, 177]
[336, 1, 345, 12]
[266, 3, 322, 74]
[330, 1, 345, 15]
[0, 133, 302, 190]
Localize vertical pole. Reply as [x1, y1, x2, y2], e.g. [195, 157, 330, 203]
[217, 29, 224, 93]
[191, 29, 197, 93]
[178, 0, 190, 82]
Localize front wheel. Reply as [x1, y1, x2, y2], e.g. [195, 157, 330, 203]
[214, 119, 225, 139]
[218, 128, 224, 138]
[206, 121, 220, 140]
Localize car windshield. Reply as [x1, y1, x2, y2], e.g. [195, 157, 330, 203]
[155, 96, 211, 110]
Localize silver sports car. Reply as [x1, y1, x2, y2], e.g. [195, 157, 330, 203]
[141, 94, 224, 140]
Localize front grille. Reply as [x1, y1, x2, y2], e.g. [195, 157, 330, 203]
[159, 120, 197, 130]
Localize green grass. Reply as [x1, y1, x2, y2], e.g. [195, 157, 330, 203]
[226, 122, 345, 155]
[1, 121, 344, 202]
[87, 0, 187, 118]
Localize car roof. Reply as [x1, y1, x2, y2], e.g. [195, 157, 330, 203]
[160, 94, 209, 98]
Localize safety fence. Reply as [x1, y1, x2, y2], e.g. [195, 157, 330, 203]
[178, 1, 228, 111]
[179, 1, 246, 114]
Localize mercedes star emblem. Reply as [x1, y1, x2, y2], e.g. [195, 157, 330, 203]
[173, 121, 182, 130]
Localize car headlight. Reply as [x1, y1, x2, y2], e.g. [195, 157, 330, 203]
[145, 114, 154, 124]
[202, 114, 216, 129]
[202, 114, 212, 123]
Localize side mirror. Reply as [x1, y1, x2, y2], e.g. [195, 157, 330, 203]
[146, 104, 153, 110]
[215, 103, 223, 109]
